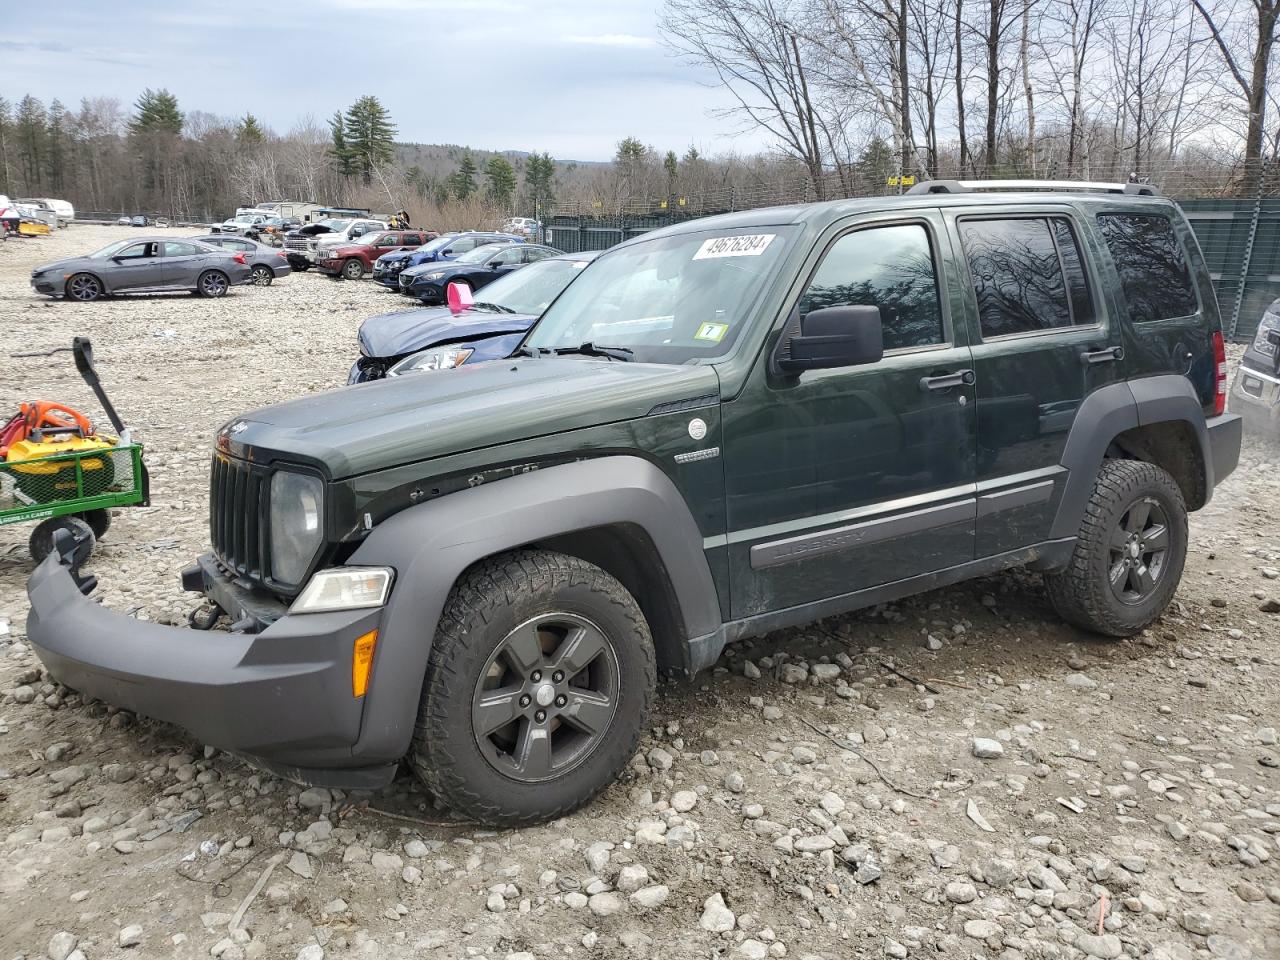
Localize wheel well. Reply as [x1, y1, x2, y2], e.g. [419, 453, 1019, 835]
[533, 525, 689, 675]
[1109, 420, 1207, 509]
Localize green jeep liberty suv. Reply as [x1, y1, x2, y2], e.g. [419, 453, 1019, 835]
[28, 180, 1242, 825]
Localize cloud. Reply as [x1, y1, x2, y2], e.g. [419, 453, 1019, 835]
[563, 33, 654, 48]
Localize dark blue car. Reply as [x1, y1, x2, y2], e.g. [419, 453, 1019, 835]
[372, 231, 524, 291]
[349, 249, 600, 382]
[401, 243, 564, 304]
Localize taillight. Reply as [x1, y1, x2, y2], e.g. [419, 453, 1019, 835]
[233, 253, 247, 265]
[277, 251, 288, 258]
[1213, 330, 1227, 416]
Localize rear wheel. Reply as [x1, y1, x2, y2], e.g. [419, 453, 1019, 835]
[342, 258, 365, 280]
[250, 264, 274, 286]
[197, 270, 229, 297]
[409, 550, 655, 826]
[78, 508, 111, 540]
[1045, 459, 1188, 637]
[65, 273, 102, 302]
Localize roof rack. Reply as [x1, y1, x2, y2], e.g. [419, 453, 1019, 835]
[905, 179, 1160, 197]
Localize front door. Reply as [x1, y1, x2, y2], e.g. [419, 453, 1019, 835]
[108, 241, 166, 291]
[721, 213, 978, 619]
[944, 206, 1126, 556]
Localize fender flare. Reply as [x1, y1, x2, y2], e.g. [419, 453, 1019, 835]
[1049, 375, 1212, 539]
[345, 455, 722, 764]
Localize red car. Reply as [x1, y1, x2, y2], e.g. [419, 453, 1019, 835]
[317, 230, 436, 280]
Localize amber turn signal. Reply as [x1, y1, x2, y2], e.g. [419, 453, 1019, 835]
[352, 629, 378, 698]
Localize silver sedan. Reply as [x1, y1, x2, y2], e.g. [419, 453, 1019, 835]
[30, 237, 253, 301]
[191, 234, 293, 286]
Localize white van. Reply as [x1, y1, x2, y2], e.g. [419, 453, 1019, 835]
[39, 199, 74, 227]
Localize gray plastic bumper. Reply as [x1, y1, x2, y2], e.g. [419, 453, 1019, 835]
[26, 554, 394, 787]
[1206, 413, 1242, 487]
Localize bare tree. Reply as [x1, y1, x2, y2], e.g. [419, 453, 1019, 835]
[662, 0, 831, 196]
[1193, 0, 1280, 163]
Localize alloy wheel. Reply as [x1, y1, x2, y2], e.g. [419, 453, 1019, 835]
[201, 272, 228, 296]
[471, 611, 620, 783]
[250, 265, 273, 286]
[1107, 496, 1169, 605]
[68, 275, 100, 301]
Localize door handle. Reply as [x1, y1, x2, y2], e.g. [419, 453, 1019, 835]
[1080, 345, 1124, 365]
[919, 369, 975, 392]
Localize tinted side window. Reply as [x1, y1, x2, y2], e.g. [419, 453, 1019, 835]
[960, 217, 1093, 337]
[799, 223, 945, 351]
[163, 241, 201, 256]
[1096, 213, 1198, 323]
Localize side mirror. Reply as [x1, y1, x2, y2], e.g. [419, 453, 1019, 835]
[775, 305, 884, 373]
[441, 249, 454, 257]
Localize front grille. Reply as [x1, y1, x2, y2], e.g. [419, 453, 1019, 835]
[284, 238, 312, 252]
[209, 454, 270, 582]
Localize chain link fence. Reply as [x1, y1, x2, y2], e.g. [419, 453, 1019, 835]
[544, 159, 1279, 343]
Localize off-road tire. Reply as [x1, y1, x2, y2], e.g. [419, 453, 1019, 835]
[1045, 459, 1187, 637]
[29, 515, 95, 567]
[409, 549, 656, 826]
[342, 258, 365, 280]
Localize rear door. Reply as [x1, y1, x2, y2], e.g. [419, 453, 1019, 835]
[162, 240, 210, 288]
[944, 205, 1124, 556]
[107, 241, 166, 291]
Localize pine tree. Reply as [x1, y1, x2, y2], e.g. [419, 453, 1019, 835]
[237, 113, 266, 143]
[663, 149, 678, 195]
[128, 88, 182, 136]
[523, 152, 555, 205]
[0, 98, 12, 194]
[485, 155, 516, 206]
[15, 96, 48, 190]
[448, 151, 478, 200]
[327, 110, 356, 176]
[342, 95, 396, 185]
[46, 99, 69, 191]
[405, 164, 428, 198]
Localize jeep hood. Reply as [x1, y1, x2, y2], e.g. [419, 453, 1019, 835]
[223, 358, 720, 478]
[358, 306, 536, 358]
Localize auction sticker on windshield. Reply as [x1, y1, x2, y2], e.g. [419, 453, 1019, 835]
[694, 322, 729, 342]
[692, 234, 776, 260]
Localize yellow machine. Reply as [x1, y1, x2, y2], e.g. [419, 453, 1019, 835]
[5, 434, 118, 501]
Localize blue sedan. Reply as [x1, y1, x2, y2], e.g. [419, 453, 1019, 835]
[400, 243, 563, 304]
[373, 231, 524, 291]
[349, 250, 600, 382]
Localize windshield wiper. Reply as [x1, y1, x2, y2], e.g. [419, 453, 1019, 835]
[553, 342, 634, 362]
[473, 301, 514, 314]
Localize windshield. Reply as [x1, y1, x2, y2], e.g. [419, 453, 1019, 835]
[87, 239, 133, 259]
[525, 227, 795, 363]
[353, 232, 385, 246]
[454, 243, 506, 264]
[233, 213, 259, 223]
[476, 258, 591, 315]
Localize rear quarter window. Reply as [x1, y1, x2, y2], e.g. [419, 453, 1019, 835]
[1096, 213, 1198, 323]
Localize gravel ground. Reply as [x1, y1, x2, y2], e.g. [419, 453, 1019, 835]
[1, 225, 1278, 960]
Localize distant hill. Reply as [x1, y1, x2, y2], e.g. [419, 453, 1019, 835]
[393, 142, 607, 182]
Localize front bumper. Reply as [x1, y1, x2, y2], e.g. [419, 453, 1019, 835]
[30, 276, 59, 295]
[1231, 361, 1280, 424]
[26, 552, 394, 787]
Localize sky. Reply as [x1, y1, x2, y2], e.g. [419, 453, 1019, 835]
[0, 0, 773, 162]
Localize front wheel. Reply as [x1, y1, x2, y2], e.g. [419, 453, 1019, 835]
[409, 550, 655, 826]
[197, 270, 229, 297]
[1045, 459, 1188, 637]
[65, 273, 103, 302]
[342, 258, 365, 280]
[30, 515, 95, 567]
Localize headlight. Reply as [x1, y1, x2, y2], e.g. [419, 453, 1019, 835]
[424, 271, 446, 281]
[387, 346, 475, 376]
[1253, 311, 1280, 356]
[269, 471, 324, 586]
[291, 566, 393, 613]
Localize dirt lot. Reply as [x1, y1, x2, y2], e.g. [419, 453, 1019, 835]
[1, 224, 1278, 960]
